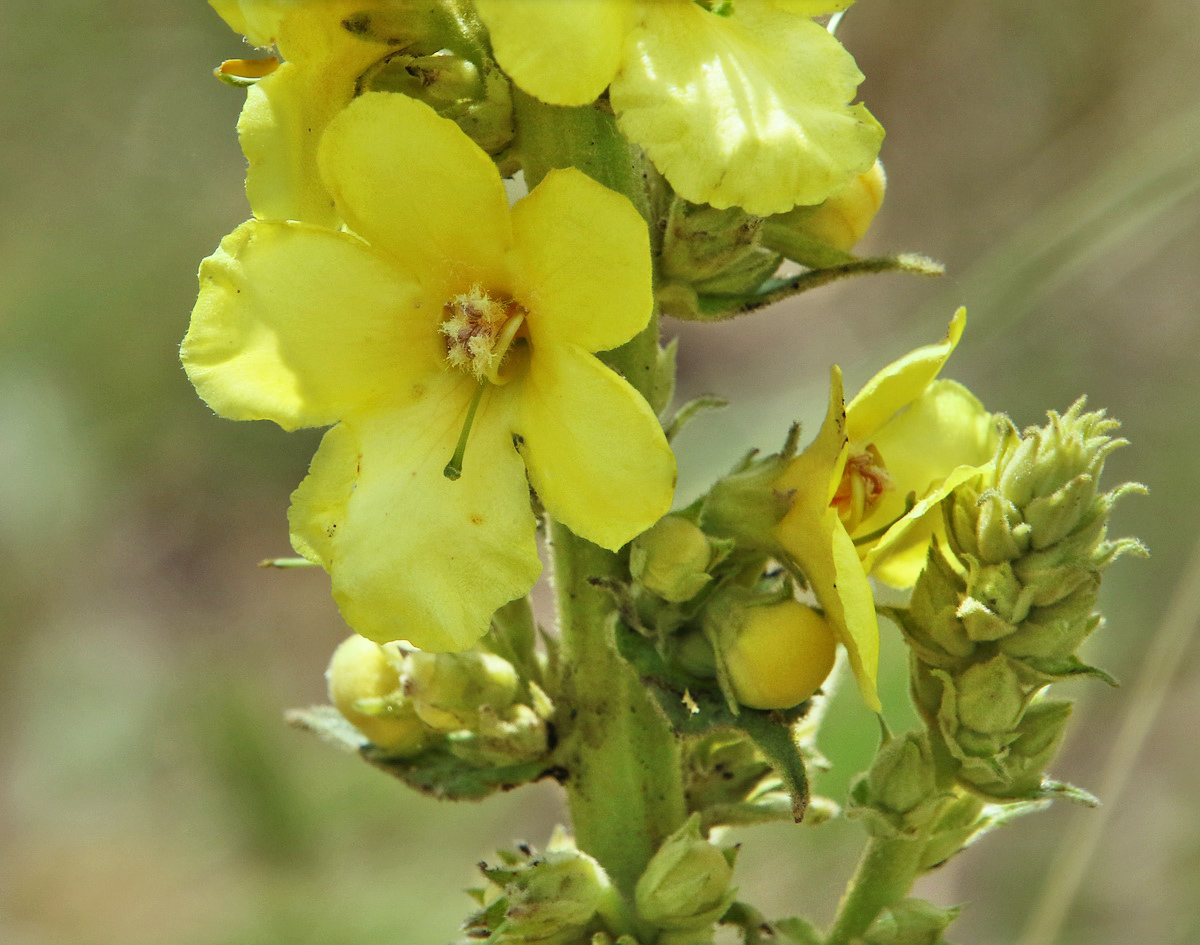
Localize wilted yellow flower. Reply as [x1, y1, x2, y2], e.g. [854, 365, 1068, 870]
[182, 93, 674, 651]
[474, 0, 882, 214]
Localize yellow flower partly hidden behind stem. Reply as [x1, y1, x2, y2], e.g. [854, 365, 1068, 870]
[475, 0, 883, 215]
[182, 93, 675, 651]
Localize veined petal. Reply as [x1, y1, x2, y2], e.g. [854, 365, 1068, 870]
[846, 308, 967, 444]
[475, 0, 635, 106]
[182, 220, 437, 431]
[517, 343, 675, 551]
[319, 93, 512, 296]
[612, 1, 883, 214]
[291, 376, 542, 652]
[510, 168, 653, 354]
[775, 366, 879, 709]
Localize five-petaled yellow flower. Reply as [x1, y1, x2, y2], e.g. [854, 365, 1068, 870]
[774, 309, 997, 709]
[475, 0, 882, 215]
[182, 92, 676, 652]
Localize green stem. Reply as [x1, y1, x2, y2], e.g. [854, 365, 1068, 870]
[825, 834, 927, 945]
[515, 89, 686, 904]
[550, 522, 687, 900]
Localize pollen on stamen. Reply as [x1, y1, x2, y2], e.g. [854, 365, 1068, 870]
[439, 284, 527, 385]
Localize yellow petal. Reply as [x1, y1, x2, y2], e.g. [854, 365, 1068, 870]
[182, 220, 436, 431]
[475, 0, 635, 106]
[517, 343, 675, 551]
[773, 368, 880, 708]
[866, 464, 986, 589]
[611, 1, 883, 214]
[510, 167, 653, 354]
[858, 379, 997, 586]
[318, 93, 512, 297]
[846, 308, 967, 444]
[291, 376, 542, 651]
[233, 4, 399, 225]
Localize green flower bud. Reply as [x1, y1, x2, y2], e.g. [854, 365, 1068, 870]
[325, 635, 431, 756]
[630, 516, 714, 603]
[953, 655, 1025, 736]
[403, 650, 519, 732]
[502, 848, 610, 944]
[635, 816, 735, 933]
[1000, 582, 1101, 661]
[661, 199, 763, 285]
[720, 600, 838, 710]
[960, 698, 1074, 800]
[866, 732, 938, 819]
[860, 897, 959, 945]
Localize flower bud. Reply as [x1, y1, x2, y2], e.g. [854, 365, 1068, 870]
[631, 516, 714, 603]
[953, 655, 1025, 736]
[325, 635, 431, 756]
[403, 650, 519, 732]
[448, 703, 550, 767]
[772, 160, 886, 255]
[720, 600, 837, 710]
[635, 816, 735, 932]
[502, 848, 610, 943]
[865, 732, 938, 820]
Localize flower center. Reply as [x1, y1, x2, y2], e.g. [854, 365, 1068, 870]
[440, 285, 527, 385]
[831, 444, 891, 533]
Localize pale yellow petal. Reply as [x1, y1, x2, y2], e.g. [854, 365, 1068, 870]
[475, 0, 635, 106]
[611, 1, 883, 214]
[517, 343, 675, 551]
[846, 308, 967, 444]
[291, 376, 542, 651]
[510, 168, 653, 353]
[318, 93, 512, 296]
[182, 220, 438, 430]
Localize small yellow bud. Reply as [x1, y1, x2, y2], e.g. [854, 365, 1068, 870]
[403, 650, 520, 732]
[798, 160, 886, 251]
[630, 516, 713, 603]
[326, 635, 430, 756]
[721, 601, 837, 710]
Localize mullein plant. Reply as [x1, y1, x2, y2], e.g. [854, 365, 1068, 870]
[186, 1, 1145, 942]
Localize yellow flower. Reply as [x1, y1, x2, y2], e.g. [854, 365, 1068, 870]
[774, 310, 996, 708]
[182, 93, 675, 651]
[210, 0, 423, 226]
[475, 0, 882, 215]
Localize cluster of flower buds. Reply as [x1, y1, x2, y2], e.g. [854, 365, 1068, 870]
[325, 634, 553, 767]
[893, 401, 1145, 800]
[461, 818, 737, 945]
[658, 161, 888, 321]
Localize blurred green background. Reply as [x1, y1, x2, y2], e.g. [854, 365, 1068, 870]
[2, 2, 1197, 943]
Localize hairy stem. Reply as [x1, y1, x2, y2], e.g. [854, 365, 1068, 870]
[518, 87, 686, 902]
[825, 834, 928, 945]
